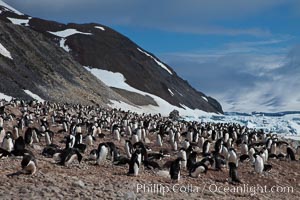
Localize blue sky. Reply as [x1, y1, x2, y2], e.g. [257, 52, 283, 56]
[7, 0, 300, 112]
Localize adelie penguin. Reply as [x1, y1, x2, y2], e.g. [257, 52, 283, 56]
[189, 162, 208, 178]
[89, 149, 98, 161]
[106, 142, 119, 163]
[170, 157, 184, 181]
[228, 148, 238, 166]
[1, 132, 14, 152]
[178, 148, 187, 170]
[7, 154, 37, 176]
[128, 149, 142, 176]
[228, 162, 241, 184]
[125, 140, 133, 158]
[24, 127, 40, 145]
[202, 140, 211, 156]
[21, 154, 37, 175]
[254, 154, 264, 174]
[286, 147, 296, 161]
[96, 143, 108, 165]
[85, 133, 95, 146]
[58, 148, 83, 166]
[65, 135, 75, 149]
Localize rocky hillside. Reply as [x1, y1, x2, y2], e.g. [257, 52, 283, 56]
[0, 21, 127, 106]
[0, 0, 223, 114]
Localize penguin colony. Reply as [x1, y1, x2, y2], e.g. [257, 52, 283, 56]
[0, 99, 299, 184]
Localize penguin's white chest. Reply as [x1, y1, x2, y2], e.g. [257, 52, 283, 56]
[255, 157, 264, 173]
[97, 147, 108, 164]
[133, 163, 139, 176]
[86, 135, 93, 145]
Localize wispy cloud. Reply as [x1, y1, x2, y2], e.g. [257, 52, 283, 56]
[161, 38, 299, 112]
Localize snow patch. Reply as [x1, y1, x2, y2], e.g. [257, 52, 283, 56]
[0, 0, 23, 15]
[95, 26, 105, 31]
[85, 66, 213, 117]
[7, 17, 31, 26]
[0, 42, 12, 59]
[48, 29, 92, 38]
[0, 92, 12, 101]
[137, 48, 173, 75]
[59, 38, 70, 52]
[168, 89, 174, 96]
[202, 96, 208, 102]
[24, 90, 44, 102]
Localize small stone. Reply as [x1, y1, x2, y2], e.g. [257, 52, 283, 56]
[72, 180, 85, 188]
[124, 191, 137, 200]
[19, 188, 28, 194]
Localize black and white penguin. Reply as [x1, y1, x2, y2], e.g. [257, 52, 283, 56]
[212, 153, 226, 171]
[228, 162, 241, 184]
[42, 146, 62, 158]
[12, 126, 19, 140]
[96, 143, 108, 165]
[249, 147, 256, 163]
[125, 140, 133, 158]
[214, 139, 223, 154]
[24, 127, 38, 145]
[183, 139, 190, 150]
[106, 142, 119, 162]
[202, 140, 211, 156]
[13, 136, 26, 153]
[74, 132, 87, 153]
[198, 136, 205, 149]
[170, 157, 183, 181]
[228, 148, 238, 166]
[85, 132, 95, 146]
[44, 130, 59, 149]
[178, 148, 187, 170]
[286, 147, 296, 161]
[187, 151, 197, 171]
[296, 146, 300, 156]
[171, 140, 178, 151]
[58, 148, 83, 166]
[113, 127, 121, 141]
[128, 149, 142, 176]
[89, 149, 98, 160]
[270, 142, 277, 155]
[131, 132, 139, 144]
[240, 142, 248, 155]
[189, 162, 208, 178]
[254, 154, 264, 174]
[1, 132, 14, 152]
[21, 154, 37, 175]
[156, 132, 163, 147]
[65, 135, 76, 149]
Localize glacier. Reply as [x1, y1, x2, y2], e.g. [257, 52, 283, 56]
[185, 112, 300, 140]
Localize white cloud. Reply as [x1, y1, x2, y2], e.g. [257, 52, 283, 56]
[161, 39, 299, 112]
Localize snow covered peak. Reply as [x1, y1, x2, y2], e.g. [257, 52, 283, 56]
[0, 0, 23, 15]
[48, 29, 92, 38]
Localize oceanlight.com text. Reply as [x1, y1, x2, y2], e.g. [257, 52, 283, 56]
[136, 183, 294, 196]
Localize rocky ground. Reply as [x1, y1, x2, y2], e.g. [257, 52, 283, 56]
[0, 106, 299, 200]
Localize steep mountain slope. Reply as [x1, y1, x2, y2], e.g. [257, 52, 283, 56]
[0, 21, 129, 105]
[0, 0, 223, 114]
